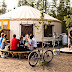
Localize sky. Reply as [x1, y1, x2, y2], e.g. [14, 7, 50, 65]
[0, 0, 72, 10]
[0, 0, 18, 10]
[5, 0, 18, 10]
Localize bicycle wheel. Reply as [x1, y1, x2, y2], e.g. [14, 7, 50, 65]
[28, 52, 38, 67]
[44, 50, 53, 63]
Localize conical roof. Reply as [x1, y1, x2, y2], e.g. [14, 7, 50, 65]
[0, 5, 60, 22]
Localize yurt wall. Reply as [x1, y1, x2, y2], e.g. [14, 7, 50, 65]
[10, 21, 61, 42]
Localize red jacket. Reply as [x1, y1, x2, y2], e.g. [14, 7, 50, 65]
[10, 38, 19, 50]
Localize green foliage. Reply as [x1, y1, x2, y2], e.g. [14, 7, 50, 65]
[40, 10, 44, 19]
[29, 2, 34, 7]
[49, 0, 57, 18]
[45, 25, 47, 29]
[38, 60, 48, 66]
[57, 0, 71, 33]
[0, 0, 7, 15]
[18, 0, 29, 7]
[34, 9, 51, 35]
[17, 0, 49, 13]
[49, 0, 71, 33]
[17, 0, 71, 33]
[36, 0, 43, 10]
[64, 14, 72, 30]
[33, 24, 39, 30]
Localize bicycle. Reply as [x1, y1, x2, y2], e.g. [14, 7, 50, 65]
[28, 42, 53, 67]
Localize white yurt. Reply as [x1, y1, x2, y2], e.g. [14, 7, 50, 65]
[0, 5, 61, 42]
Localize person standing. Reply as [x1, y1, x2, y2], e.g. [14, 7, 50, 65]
[0, 33, 4, 48]
[68, 30, 72, 48]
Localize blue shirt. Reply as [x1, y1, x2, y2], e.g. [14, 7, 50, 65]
[0, 37, 3, 46]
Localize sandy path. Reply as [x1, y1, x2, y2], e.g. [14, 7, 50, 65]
[0, 52, 72, 72]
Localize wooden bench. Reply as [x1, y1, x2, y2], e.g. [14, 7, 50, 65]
[0, 50, 31, 59]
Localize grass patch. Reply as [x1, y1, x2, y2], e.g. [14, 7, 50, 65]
[38, 60, 48, 66]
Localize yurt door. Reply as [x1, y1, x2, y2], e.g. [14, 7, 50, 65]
[21, 24, 33, 37]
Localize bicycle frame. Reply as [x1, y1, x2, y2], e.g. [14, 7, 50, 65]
[34, 43, 50, 60]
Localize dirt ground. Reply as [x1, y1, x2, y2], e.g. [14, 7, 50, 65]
[0, 48, 72, 72]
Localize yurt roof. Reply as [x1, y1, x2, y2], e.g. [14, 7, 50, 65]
[0, 5, 61, 22]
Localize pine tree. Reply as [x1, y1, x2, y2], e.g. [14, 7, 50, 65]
[28, 0, 35, 7]
[57, 0, 70, 33]
[0, 0, 7, 15]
